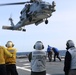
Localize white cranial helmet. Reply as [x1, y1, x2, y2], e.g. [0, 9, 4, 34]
[66, 40, 75, 48]
[34, 41, 44, 50]
[6, 41, 14, 47]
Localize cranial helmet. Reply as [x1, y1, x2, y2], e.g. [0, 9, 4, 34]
[5, 41, 14, 47]
[66, 40, 75, 49]
[33, 41, 44, 50]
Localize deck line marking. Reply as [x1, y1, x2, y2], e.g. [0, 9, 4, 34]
[17, 66, 51, 75]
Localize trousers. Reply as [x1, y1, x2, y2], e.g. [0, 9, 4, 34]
[6, 64, 18, 75]
[31, 71, 46, 75]
[0, 64, 7, 75]
[69, 69, 76, 75]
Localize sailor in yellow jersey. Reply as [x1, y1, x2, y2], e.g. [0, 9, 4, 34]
[5, 41, 18, 75]
[0, 45, 13, 75]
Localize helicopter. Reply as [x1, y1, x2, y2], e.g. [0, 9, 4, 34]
[0, 0, 56, 32]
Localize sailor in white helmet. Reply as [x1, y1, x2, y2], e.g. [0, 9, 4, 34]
[64, 40, 76, 75]
[28, 41, 46, 75]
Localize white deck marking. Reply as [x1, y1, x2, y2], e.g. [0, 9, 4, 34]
[17, 66, 31, 72]
[23, 63, 30, 65]
[17, 66, 51, 75]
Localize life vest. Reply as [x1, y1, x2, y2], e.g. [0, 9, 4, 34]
[31, 50, 46, 72]
[68, 47, 76, 69]
[0, 46, 12, 64]
[5, 47, 17, 64]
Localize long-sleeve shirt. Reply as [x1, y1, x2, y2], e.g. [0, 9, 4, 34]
[52, 47, 59, 54]
[0, 46, 12, 64]
[5, 47, 17, 64]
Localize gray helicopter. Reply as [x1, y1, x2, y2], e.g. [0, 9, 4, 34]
[0, 0, 56, 32]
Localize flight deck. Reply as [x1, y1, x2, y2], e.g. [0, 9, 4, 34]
[16, 58, 64, 75]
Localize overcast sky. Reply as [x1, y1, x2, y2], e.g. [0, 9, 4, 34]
[0, 0, 76, 52]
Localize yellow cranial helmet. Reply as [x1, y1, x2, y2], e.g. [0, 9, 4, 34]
[5, 41, 14, 47]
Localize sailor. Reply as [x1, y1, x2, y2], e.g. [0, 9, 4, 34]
[28, 41, 46, 75]
[0, 44, 13, 75]
[52, 47, 61, 61]
[47, 45, 52, 62]
[64, 40, 76, 75]
[5, 41, 18, 75]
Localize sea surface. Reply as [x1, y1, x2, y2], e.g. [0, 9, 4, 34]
[16, 50, 66, 58]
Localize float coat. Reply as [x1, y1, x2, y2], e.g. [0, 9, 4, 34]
[0, 46, 12, 64]
[68, 47, 76, 69]
[5, 47, 16, 64]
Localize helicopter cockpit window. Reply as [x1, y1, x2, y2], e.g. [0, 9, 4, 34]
[45, 5, 49, 9]
[41, 2, 50, 9]
[41, 4, 45, 9]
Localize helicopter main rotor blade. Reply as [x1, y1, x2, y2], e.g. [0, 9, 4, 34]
[0, 2, 30, 6]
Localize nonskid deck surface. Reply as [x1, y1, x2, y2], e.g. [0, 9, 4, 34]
[16, 58, 64, 75]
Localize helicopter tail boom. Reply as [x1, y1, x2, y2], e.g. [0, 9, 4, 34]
[2, 26, 22, 31]
[2, 26, 13, 30]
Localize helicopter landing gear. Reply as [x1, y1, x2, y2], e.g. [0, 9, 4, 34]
[45, 19, 48, 24]
[22, 29, 26, 32]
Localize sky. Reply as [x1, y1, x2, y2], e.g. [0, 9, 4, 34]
[0, 0, 76, 52]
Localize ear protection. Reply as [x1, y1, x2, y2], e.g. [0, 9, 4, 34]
[66, 40, 75, 49]
[5, 41, 14, 47]
[33, 41, 44, 50]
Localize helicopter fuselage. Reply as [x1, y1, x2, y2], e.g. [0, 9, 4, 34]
[13, 1, 55, 29]
[2, 0, 56, 31]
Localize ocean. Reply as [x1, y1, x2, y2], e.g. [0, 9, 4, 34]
[16, 50, 66, 58]
[59, 50, 66, 56]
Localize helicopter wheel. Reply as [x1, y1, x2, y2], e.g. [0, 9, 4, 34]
[22, 29, 26, 32]
[45, 19, 48, 24]
[29, 16, 32, 22]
